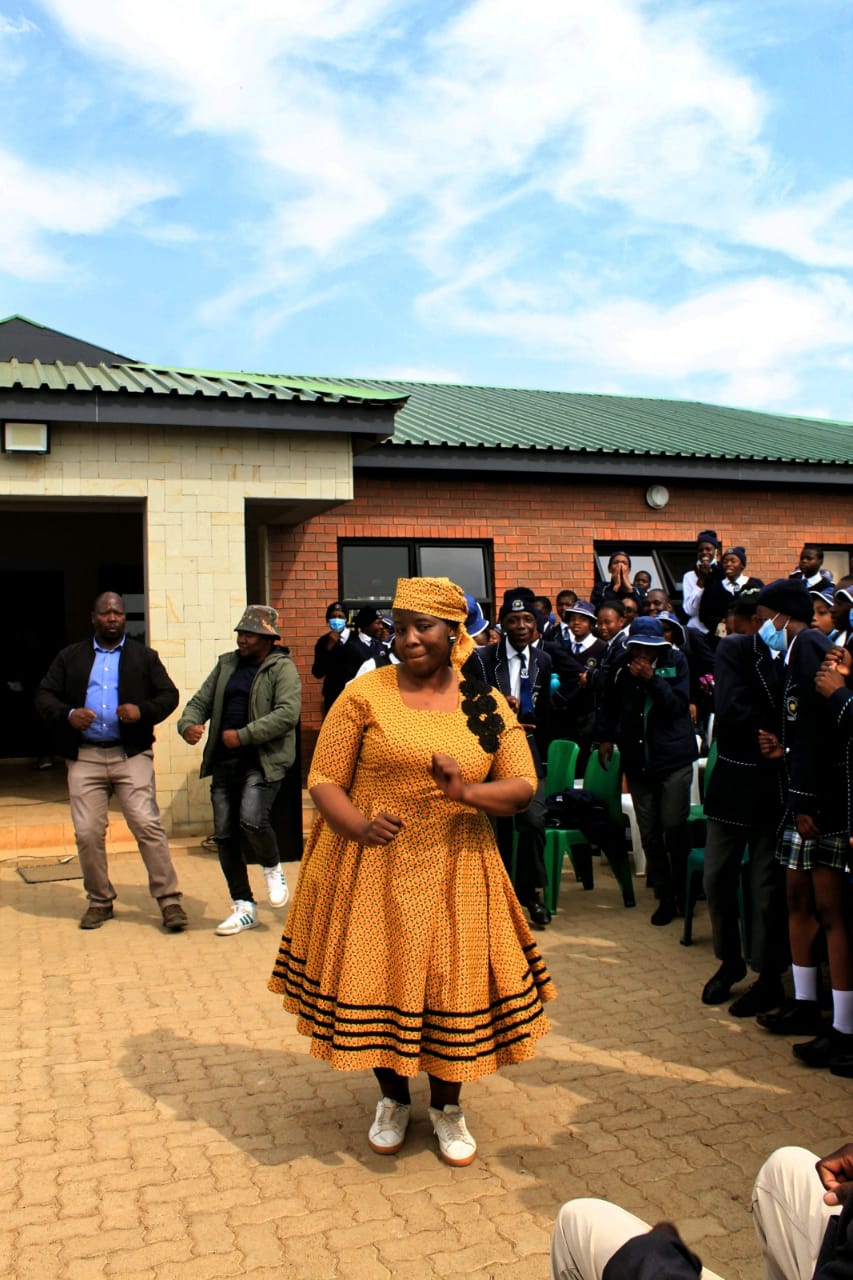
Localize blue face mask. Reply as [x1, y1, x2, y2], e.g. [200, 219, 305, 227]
[329, 617, 346, 633]
[758, 614, 788, 652]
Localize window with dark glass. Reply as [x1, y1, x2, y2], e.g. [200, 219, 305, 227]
[339, 539, 493, 618]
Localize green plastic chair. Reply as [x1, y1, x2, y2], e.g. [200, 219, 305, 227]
[511, 739, 580, 885]
[543, 745, 636, 911]
[545, 738, 580, 792]
[686, 739, 718, 838]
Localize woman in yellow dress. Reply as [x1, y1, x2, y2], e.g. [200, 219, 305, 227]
[269, 576, 556, 1166]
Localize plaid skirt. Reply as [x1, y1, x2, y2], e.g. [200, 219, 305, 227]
[777, 825, 851, 873]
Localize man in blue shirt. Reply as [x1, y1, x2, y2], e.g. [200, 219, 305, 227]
[36, 592, 186, 931]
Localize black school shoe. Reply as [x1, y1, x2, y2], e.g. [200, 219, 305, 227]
[757, 998, 824, 1037]
[729, 975, 785, 1018]
[523, 890, 551, 929]
[651, 899, 677, 926]
[701, 960, 748, 1006]
[792, 1027, 853, 1068]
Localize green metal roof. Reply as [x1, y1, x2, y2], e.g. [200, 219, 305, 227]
[0, 357, 405, 407]
[280, 376, 853, 466]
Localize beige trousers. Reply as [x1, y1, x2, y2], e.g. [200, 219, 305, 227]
[550, 1199, 724, 1280]
[550, 1147, 836, 1280]
[67, 745, 181, 907]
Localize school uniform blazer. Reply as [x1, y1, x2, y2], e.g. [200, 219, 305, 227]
[35, 636, 178, 760]
[782, 627, 851, 834]
[480, 638, 554, 771]
[703, 633, 786, 828]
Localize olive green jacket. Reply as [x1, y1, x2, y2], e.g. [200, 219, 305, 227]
[177, 648, 301, 782]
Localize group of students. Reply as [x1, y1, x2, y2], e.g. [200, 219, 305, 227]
[312, 532, 853, 1079]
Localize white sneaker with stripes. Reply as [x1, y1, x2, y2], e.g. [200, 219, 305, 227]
[215, 900, 259, 936]
[262, 864, 289, 908]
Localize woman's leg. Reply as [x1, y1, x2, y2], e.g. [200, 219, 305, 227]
[373, 1068, 411, 1104]
[812, 865, 853, 1030]
[786, 868, 819, 976]
[427, 1075, 461, 1110]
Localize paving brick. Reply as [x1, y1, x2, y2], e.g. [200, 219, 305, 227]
[2, 857, 846, 1280]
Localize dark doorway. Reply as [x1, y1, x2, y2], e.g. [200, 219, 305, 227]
[0, 504, 144, 759]
[0, 570, 66, 757]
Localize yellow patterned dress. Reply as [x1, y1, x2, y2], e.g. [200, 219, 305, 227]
[269, 665, 556, 1082]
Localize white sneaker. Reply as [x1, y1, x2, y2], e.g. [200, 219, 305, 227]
[262, 864, 289, 908]
[428, 1105, 477, 1166]
[368, 1097, 411, 1155]
[215, 900, 258, 936]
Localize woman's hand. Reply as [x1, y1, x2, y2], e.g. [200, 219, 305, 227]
[360, 813, 405, 846]
[430, 753, 468, 803]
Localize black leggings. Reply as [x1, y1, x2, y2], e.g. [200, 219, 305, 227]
[373, 1068, 461, 1110]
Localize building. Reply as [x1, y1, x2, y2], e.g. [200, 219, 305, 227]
[3, 316, 851, 818]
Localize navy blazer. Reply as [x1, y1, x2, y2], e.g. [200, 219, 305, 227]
[480, 638, 554, 770]
[784, 627, 852, 834]
[703, 633, 786, 828]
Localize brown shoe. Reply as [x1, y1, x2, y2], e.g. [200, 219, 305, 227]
[80, 904, 113, 930]
[161, 903, 188, 932]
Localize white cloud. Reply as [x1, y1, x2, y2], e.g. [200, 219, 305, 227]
[416, 269, 853, 409]
[17, 0, 853, 414]
[0, 148, 173, 280]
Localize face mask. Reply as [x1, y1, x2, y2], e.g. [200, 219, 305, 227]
[758, 614, 788, 652]
[329, 617, 346, 633]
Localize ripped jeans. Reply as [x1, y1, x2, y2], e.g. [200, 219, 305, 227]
[210, 755, 282, 902]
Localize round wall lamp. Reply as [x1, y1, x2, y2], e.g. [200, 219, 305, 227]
[645, 484, 670, 510]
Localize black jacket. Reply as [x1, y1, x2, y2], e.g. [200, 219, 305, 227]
[703, 633, 786, 828]
[698, 576, 764, 635]
[480, 639, 554, 772]
[784, 627, 851, 834]
[598, 647, 697, 778]
[35, 637, 178, 760]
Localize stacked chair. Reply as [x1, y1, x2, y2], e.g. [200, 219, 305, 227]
[542, 741, 636, 911]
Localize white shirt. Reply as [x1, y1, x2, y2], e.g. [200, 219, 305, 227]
[570, 633, 597, 656]
[722, 573, 749, 595]
[507, 644, 531, 701]
[682, 562, 720, 633]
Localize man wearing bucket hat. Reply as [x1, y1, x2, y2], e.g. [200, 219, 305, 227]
[178, 606, 302, 936]
[597, 617, 697, 926]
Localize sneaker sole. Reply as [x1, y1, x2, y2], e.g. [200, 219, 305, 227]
[436, 1144, 477, 1167]
[368, 1135, 407, 1155]
[215, 923, 258, 936]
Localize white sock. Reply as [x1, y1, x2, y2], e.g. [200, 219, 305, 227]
[832, 989, 853, 1035]
[791, 964, 818, 1002]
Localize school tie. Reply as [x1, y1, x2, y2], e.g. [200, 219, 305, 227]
[573, 642, 582, 656]
[518, 652, 535, 716]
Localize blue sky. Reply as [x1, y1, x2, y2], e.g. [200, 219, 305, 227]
[1, 0, 851, 420]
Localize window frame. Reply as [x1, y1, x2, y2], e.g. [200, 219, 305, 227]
[338, 537, 494, 617]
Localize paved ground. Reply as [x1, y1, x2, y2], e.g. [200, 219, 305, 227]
[1, 851, 847, 1280]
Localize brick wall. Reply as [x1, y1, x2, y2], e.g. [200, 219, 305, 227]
[268, 469, 853, 751]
